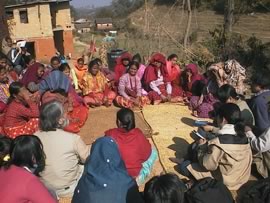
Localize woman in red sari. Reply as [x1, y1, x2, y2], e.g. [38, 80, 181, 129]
[81, 60, 116, 108]
[182, 63, 204, 99]
[166, 54, 182, 85]
[39, 70, 88, 133]
[20, 62, 45, 93]
[3, 82, 39, 138]
[142, 53, 182, 105]
[114, 52, 132, 84]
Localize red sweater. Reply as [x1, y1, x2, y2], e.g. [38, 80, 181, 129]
[114, 64, 127, 84]
[0, 165, 56, 203]
[105, 128, 151, 177]
[4, 100, 39, 127]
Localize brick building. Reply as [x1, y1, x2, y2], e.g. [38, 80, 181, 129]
[5, 0, 74, 62]
[95, 18, 113, 31]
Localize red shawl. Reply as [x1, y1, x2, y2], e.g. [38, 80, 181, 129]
[184, 63, 204, 93]
[166, 61, 181, 83]
[21, 63, 42, 86]
[114, 52, 132, 83]
[105, 128, 151, 177]
[186, 63, 203, 83]
[142, 53, 169, 91]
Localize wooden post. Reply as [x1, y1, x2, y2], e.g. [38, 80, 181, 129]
[183, 0, 192, 49]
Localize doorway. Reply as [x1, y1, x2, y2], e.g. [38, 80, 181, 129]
[53, 30, 64, 55]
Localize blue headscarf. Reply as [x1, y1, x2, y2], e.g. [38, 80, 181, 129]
[72, 137, 136, 203]
[39, 70, 70, 93]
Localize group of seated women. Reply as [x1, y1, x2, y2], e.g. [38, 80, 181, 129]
[0, 102, 158, 202]
[1, 47, 270, 202]
[0, 51, 200, 139]
[71, 52, 185, 108]
[1, 48, 253, 138]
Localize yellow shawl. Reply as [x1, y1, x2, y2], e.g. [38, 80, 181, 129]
[81, 71, 107, 95]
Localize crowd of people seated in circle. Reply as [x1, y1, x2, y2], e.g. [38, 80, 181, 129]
[1, 35, 270, 202]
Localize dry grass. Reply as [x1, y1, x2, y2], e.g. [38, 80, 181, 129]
[130, 7, 270, 43]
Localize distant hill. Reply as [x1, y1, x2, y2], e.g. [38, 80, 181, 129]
[128, 3, 270, 43]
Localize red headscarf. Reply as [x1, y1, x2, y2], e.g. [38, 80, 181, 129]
[142, 53, 169, 91]
[115, 52, 132, 65]
[166, 61, 181, 82]
[21, 62, 43, 86]
[114, 52, 132, 83]
[186, 63, 204, 83]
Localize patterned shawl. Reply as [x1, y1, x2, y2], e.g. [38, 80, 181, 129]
[81, 71, 107, 95]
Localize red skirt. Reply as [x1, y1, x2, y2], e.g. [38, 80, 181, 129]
[83, 91, 116, 106]
[4, 118, 39, 139]
[64, 105, 89, 133]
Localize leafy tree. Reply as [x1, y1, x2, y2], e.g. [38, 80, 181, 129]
[70, 5, 78, 19]
[155, 0, 177, 5]
[95, 7, 114, 18]
[111, 0, 144, 17]
[5, 0, 20, 6]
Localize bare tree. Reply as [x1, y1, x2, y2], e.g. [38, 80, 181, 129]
[224, 0, 234, 34]
[0, 0, 9, 51]
[183, 0, 192, 49]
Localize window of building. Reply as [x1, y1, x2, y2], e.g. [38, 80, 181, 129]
[19, 9, 28, 24]
[6, 11, 14, 20]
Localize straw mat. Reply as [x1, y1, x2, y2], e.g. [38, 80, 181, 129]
[59, 197, 72, 203]
[143, 103, 206, 175]
[79, 106, 152, 145]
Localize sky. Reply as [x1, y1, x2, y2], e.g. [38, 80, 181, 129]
[71, 0, 112, 8]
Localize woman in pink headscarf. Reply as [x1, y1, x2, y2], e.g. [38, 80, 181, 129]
[142, 53, 182, 105]
[20, 63, 45, 93]
[182, 63, 204, 99]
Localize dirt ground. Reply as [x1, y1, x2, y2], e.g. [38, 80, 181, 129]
[59, 103, 259, 203]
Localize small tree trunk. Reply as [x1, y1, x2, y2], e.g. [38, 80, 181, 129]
[184, 0, 192, 49]
[224, 0, 234, 34]
[223, 0, 234, 58]
[0, 1, 9, 51]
